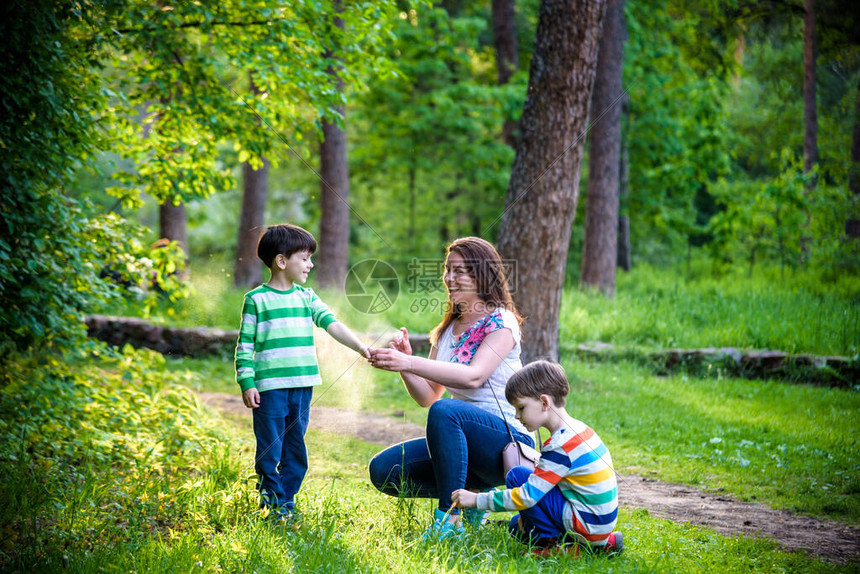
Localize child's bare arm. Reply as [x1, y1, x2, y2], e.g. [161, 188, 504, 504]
[326, 322, 370, 358]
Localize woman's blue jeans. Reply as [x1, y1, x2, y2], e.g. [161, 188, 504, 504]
[368, 398, 534, 512]
[252, 387, 312, 510]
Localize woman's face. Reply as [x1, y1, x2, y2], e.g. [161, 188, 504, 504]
[444, 251, 479, 307]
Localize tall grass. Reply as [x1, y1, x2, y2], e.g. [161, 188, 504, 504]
[561, 264, 859, 356]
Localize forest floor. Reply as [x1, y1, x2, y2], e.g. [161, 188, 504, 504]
[199, 391, 859, 565]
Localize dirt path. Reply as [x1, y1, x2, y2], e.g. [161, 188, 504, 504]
[199, 392, 859, 564]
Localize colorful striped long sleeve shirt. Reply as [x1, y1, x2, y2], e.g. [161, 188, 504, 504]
[235, 284, 338, 392]
[475, 420, 618, 544]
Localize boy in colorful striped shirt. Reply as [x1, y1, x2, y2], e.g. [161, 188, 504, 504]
[235, 224, 370, 520]
[452, 360, 622, 555]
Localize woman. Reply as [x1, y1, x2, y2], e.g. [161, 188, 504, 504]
[368, 237, 534, 538]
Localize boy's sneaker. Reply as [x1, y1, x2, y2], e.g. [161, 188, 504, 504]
[421, 508, 464, 541]
[272, 506, 302, 529]
[528, 539, 580, 558]
[602, 531, 623, 554]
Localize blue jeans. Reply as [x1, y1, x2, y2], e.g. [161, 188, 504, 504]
[506, 465, 567, 543]
[368, 398, 534, 512]
[252, 387, 312, 510]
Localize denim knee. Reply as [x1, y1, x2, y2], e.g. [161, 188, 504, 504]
[368, 453, 394, 491]
[427, 398, 458, 426]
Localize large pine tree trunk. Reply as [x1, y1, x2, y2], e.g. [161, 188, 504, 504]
[496, 0, 606, 362]
[233, 74, 269, 289]
[492, 0, 519, 147]
[316, 2, 350, 291]
[581, 0, 626, 296]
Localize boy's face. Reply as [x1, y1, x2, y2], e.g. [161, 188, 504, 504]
[511, 396, 548, 432]
[278, 250, 314, 285]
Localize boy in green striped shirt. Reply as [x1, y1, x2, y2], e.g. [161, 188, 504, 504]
[235, 224, 370, 520]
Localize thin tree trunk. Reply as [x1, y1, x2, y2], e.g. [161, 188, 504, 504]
[159, 199, 189, 279]
[847, 78, 860, 239]
[496, 0, 606, 362]
[316, 1, 350, 291]
[803, 0, 818, 179]
[233, 73, 269, 288]
[492, 0, 519, 147]
[801, 0, 817, 262]
[581, 0, 626, 297]
[617, 102, 631, 272]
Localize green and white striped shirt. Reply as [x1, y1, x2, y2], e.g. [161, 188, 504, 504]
[235, 284, 338, 392]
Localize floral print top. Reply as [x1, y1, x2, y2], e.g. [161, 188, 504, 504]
[449, 310, 507, 365]
[435, 308, 528, 435]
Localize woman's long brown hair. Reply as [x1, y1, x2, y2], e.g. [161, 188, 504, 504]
[429, 237, 523, 347]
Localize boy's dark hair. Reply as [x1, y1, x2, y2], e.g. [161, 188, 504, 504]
[505, 360, 569, 408]
[257, 224, 317, 268]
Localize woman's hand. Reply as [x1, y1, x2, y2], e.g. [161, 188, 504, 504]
[369, 347, 413, 372]
[389, 327, 412, 355]
[451, 489, 478, 508]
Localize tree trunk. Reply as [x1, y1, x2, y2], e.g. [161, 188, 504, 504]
[233, 73, 269, 289]
[496, 0, 606, 363]
[803, 0, 818, 179]
[617, 99, 631, 272]
[233, 159, 269, 288]
[847, 78, 860, 239]
[159, 199, 189, 279]
[492, 0, 520, 147]
[581, 0, 626, 297]
[316, 2, 350, 291]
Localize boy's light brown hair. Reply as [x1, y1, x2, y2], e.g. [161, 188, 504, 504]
[505, 360, 569, 408]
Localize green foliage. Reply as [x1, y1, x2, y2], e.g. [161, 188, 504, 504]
[349, 5, 518, 257]
[620, 0, 734, 265]
[0, 345, 249, 570]
[709, 151, 811, 274]
[102, 0, 400, 207]
[0, 1, 185, 351]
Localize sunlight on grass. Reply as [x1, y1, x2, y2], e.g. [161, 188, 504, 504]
[563, 359, 860, 524]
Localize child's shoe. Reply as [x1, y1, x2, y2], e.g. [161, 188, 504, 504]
[421, 508, 464, 541]
[528, 539, 580, 558]
[602, 531, 623, 554]
[273, 506, 302, 529]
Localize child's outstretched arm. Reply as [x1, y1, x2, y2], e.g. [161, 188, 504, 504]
[451, 489, 478, 508]
[326, 322, 371, 359]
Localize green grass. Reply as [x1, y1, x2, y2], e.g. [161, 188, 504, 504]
[105, 256, 859, 358]
[560, 264, 860, 356]
[169, 350, 860, 526]
[3, 349, 857, 572]
[561, 358, 860, 524]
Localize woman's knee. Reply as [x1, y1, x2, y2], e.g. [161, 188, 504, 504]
[368, 452, 396, 491]
[427, 398, 460, 429]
